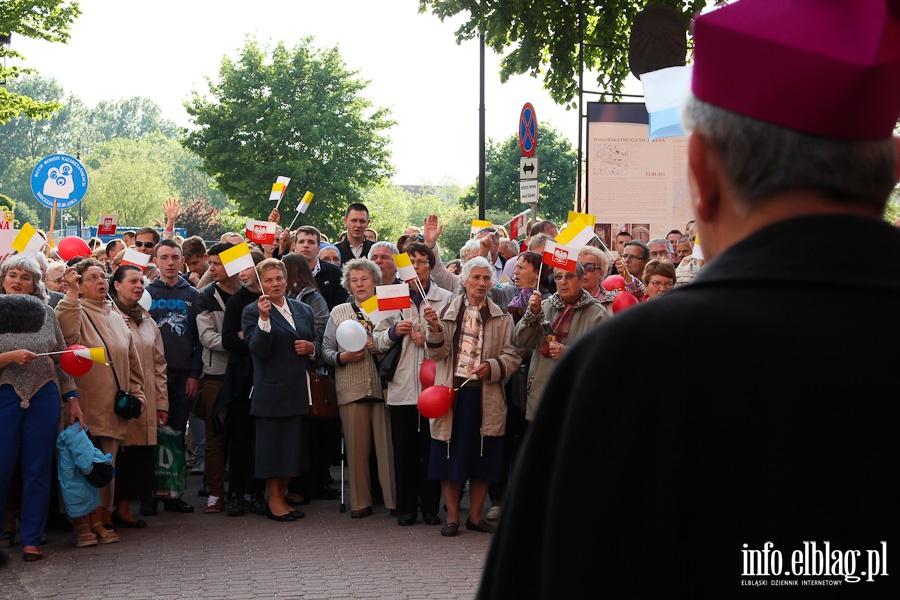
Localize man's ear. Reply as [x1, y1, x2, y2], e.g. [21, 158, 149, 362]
[893, 137, 900, 184]
[688, 132, 722, 222]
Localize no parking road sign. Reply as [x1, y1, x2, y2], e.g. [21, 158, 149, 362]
[518, 102, 538, 157]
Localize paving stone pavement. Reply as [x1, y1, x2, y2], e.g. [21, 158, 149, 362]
[0, 469, 495, 599]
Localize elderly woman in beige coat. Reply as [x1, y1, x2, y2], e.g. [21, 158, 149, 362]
[56, 258, 145, 545]
[109, 265, 168, 528]
[423, 257, 521, 537]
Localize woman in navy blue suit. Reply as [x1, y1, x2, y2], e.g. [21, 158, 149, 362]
[242, 259, 321, 522]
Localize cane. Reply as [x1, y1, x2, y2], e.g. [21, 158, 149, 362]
[339, 432, 347, 513]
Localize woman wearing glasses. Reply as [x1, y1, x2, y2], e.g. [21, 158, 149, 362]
[514, 262, 609, 423]
[57, 258, 146, 546]
[642, 260, 677, 301]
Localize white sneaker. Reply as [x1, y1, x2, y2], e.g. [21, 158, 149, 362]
[487, 505, 502, 521]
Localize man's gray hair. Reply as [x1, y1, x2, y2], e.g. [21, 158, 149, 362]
[368, 241, 398, 258]
[681, 93, 897, 214]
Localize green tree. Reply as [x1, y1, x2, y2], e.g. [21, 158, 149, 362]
[459, 124, 576, 225]
[419, 0, 705, 106]
[87, 96, 180, 141]
[159, 197, 224, 241]
[184, 37, 396, 227]
[0, 192, 40, 227]
[0, 0, 82, 122]
[359, 185, 451, 247]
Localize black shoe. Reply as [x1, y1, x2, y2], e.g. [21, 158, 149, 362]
[311, 486, 341, 500]
[198, 487, 209, 498]
[249, 494, 268, 516]
[225, 496, 245, 517]
[162, 498, 195, 513]
[465, 518, 495, 533]
[441, 522, 459, 537]
[139, 499, 158, 516]
[290, 510, 306, 519]
[397, 513, 416, 526]
[422, 512, 442, 526]
[285, 496, 309, 507]
[266, 508, 296, 522]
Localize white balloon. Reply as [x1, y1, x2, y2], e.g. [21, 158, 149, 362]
[336, 319, 367, 352]
[138, 289, 152, 311]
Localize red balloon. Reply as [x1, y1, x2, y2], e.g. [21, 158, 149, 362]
[59, 344, 93, 376]
[57, 236, 92, 262]
[419, 359, 436, 389]
[611, 291, 640, 314]
[602, 275, 625, 291]
[417, 385, 455, 419]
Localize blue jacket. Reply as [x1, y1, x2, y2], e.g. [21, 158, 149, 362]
[56, 423, 113, 518]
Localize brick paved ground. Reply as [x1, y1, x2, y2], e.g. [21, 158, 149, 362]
[0, 468, 493, 599]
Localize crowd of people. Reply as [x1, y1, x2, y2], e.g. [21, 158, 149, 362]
[1, 195, 701, 562]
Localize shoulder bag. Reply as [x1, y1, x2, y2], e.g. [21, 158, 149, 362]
[83, 311, 142, 419]
[306, 368, 338, 420]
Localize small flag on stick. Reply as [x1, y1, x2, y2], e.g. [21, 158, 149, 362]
[219, 242, 256, 277]
[556, 213, 596, 249]
[360, 295, 400, 324]
[542, 240, 579, 273]
[269, 176, 290, 201]
[296, 191, 313, 214]
[470, 219, 492, 235]
[121, 249, 151, 272]
[376, 283, 411, 311]
[508, 210, 529, 240]
[12, 223, 44, 255]
[692, 233, 704, 260]
[245, 219, 277, 245]
[393, 253, 417, 282]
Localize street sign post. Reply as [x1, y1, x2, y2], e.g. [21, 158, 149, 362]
[518, 103, 539, 220]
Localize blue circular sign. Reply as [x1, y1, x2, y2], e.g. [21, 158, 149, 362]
[30, 153, 89, 209]
[518, 102, 538, 157]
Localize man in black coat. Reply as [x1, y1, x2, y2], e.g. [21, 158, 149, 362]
[478, 1, 899, 598]
[334, 203, 375, 265]
[293, 225, 348, 311]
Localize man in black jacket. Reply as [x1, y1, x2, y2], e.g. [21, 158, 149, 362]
[294, 226, 348, 311]
[334, 203, 375, 265]
[478, 1, 899, 597]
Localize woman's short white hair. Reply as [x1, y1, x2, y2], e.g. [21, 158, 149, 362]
[460, 255, 493, 284]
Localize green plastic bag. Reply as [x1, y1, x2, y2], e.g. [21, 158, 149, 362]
[154, 425, 187, 498]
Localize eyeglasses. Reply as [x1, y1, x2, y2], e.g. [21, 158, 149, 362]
[622, 254, 646, 261]
[648, 280, 674, 289]
[553, 273, 579, 282]
[82, 274, 106, 283]
[411, 259, 430, 267]
[580, 263, 600, 272]
[134, 241, 155, 249]
[409, 234, 425, 243]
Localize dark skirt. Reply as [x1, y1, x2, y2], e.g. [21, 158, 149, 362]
[427, 386, 503, 483]
[255, 415, 304, 479]
[114, 445, 155, 500]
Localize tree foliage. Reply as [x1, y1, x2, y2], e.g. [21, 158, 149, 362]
[183, 37, 396, 229]
[419, 0, 705, 107]
[0, 76, 225, 229]
[157, 197, 223, 241]
[459, 123, 576, 226]
[0, 0, 82, 122]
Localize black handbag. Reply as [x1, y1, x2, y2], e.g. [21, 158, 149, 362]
[376, 341, 403, 383]
[84, 311, 142, 419]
